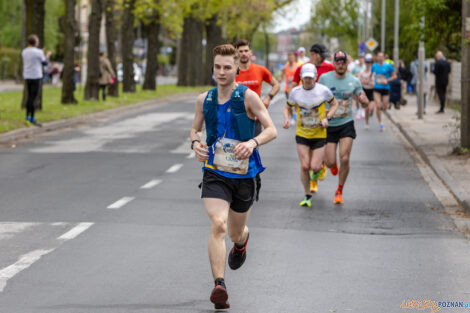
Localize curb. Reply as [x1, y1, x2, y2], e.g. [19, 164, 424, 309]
[0, 92, 198, 146]
[384, 111, 470, 213]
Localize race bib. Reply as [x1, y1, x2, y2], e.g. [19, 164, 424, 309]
[213, 137, 249, 175]
[334, 99, 349, 118]
[300, 107, 320, 128]
[376, 74, 387, 85]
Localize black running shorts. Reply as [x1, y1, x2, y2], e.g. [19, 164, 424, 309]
[373, 88, 389, 96]
[295, 136, 326, 150]
[364, 88, 374, 101]
[327, 121, 356, 143]
[201, 170, 255, 213]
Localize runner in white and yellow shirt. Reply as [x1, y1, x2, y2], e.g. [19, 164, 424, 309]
[283, 63, 339, 207]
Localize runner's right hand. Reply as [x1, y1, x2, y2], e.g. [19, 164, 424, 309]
[194, 142, 209, 162]
[283, 119, 290, 129]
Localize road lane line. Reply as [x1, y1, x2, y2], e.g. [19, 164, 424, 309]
[107, 197, 135, 209]
[0, 249, 54, 292]
[186, 151, 195, 159]
[166, 163, 183, 173]
[57, 222, 94, 241]
[140, 179, 162, 189]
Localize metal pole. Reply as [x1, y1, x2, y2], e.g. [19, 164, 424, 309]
[417, 16, 425, 119]
[381, 0, 386, 52]
[370, 0, 374, 38]
[393, 0, 399, 71]
[461, 0, 470, 148]
[364, 0, 369, 41]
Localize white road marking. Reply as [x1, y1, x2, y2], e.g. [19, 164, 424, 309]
[107, 197, 135, 209]
[0, 249, 54, 292]
[57, 222, 94, 241]
[140, 179, 162, 189]
[186, 151, 195, 159]
[166, 163, 183, 173]
[29, 113, 190, 153]
[0, 223, 38, 240]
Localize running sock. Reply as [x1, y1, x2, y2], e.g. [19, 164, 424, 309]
[337, 184, 344, 193]
[305, 195, 312, 200]
[214, 277, 226, 288]
[310, 171, 320, 181]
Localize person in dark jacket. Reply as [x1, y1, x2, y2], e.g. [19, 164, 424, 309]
[432, 51, 451, 113]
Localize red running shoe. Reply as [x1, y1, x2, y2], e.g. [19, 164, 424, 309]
[210, 284, 230, 309]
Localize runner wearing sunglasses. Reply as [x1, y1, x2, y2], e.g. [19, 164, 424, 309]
[318, 50, 369, 204]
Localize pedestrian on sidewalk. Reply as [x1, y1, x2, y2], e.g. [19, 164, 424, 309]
[22, 34, 51, 127]
[99, 51, 116, 101]
[431, 51, 451, 114]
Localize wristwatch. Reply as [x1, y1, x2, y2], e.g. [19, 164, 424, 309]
[191, 139, 200, 150]
[268, 94, 274, 100]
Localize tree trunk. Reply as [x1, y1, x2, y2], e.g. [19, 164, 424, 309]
[264, 27, 270, 70]
[177, 14, 203, 86]
[61, 0, 77, 104]
[121, 0, 136, 93]
[204, 15, 224, 85]
[84, 0, 102, 100]
[105, 0, 119, 97]
[22, 0, 46, 110]
[143, 7, 160, 91]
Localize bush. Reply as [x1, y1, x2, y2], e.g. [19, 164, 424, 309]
[0, 47, 21, 80]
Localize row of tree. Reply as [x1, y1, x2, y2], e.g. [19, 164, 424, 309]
[15, 0, 294, 106]
[309, 0, 462, 64]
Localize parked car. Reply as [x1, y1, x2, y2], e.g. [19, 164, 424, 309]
[116, 63, 143, 84]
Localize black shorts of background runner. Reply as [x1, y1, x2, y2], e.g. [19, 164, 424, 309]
[295, 136, 326, 150]
[201, 170, 255, 213]
[326, 121, 356, 143]
[364, 88, 374, 101]
[373, 88, 389, 96]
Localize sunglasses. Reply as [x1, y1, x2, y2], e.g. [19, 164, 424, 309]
[334, 59, 347, 65]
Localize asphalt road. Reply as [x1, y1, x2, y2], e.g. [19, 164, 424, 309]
[0, 91, 469, 313]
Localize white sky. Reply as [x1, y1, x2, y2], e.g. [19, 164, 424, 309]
[272, 0, 313, 33]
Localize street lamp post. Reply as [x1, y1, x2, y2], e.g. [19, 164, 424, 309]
[381, 0, 386, 52]
[393, 0, 399, 71]
[417, 17, 425, 119]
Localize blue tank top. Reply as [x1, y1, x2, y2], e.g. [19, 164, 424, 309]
[203, 100, 265, 179]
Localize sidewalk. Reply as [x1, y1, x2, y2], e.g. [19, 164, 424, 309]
[385, 94, 470, 212]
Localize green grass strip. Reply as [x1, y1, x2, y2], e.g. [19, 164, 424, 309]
[0, 84, 208, 134]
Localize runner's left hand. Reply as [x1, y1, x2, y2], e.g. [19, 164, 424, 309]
[321, 118, 328, 128]
[234, 141, 255, 160]
[358, 93, 369, 105]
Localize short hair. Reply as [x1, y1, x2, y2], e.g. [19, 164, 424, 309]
[234, 39, 250, 49]
[213, 44, 240, 64]
[27, 35, 38, 46]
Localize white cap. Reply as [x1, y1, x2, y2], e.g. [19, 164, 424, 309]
[298, 47, 306, 53]
[365, 53, 373, 62]
[301, 63, 317, 79]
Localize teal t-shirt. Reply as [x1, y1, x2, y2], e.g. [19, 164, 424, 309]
[318, 72, 363, 127]
[371, 62, 394, 90]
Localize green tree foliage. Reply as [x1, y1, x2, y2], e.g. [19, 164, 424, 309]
[309, 0, 360, 55]
[0, 0, 23, 48]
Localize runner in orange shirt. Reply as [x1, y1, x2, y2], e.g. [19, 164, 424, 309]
[279, 52, 299, 98]
[234, 39, 280, 136]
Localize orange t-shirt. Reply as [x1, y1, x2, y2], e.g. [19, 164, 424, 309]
[284, 62, 298, 92]
[236, 63, 273, 97]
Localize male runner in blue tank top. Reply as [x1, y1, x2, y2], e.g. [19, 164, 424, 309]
[190, 44, 277, 309]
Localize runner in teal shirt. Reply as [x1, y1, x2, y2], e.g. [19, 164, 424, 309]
[318, 69, 363, 127]
[317, 50, 369, 205]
